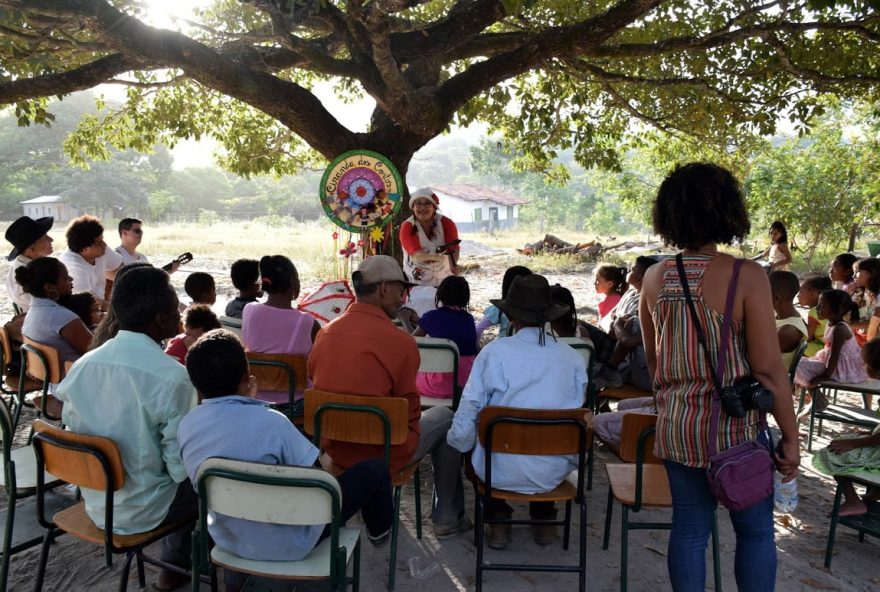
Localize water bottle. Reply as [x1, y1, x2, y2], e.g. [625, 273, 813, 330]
[773, 471, 798, 513]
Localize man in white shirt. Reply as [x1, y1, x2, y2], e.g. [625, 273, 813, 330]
[4, 215, 54, 313]
[115, 217, 150, 265]
[59, 215, 122, 309]
[447, 274, 588, 550]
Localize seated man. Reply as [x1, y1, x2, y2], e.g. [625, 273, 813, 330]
[179, 330, 392, 591]
[309, 255, 469, 539]
[447, 274, 588, 549]
[56, 266, 197, 591]
[59, 214, 122, 308]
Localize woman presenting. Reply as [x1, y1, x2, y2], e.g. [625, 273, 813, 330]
[640, 163, 799, 591]
[399, 188, 460, 287]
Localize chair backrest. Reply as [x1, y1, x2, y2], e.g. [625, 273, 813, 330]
[477, 406, 591, 456]
[196, 457, 341, 525]
[557, 337, 595, 370]
[22, 337, 63, 384]
[788, 339, 808, 386]
[618, 412, 661, 464]
[32, 420, 125, 491]
[0, 326, 12, 370]
[219, 316, 243, 336]
[246, 352, 308, 392]
[303, 389, 409, 447]
[414, 336, 460, 373]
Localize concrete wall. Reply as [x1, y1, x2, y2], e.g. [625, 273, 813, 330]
[438, 195, 519, 231]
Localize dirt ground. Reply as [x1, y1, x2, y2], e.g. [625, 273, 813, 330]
[2, 243, 878, 591]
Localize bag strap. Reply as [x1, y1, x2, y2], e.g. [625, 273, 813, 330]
[675, 253, 743, 457]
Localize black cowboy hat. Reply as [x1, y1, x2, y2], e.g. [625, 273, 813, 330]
[5, 216, 53, 261]
[490, 274, 569, 325]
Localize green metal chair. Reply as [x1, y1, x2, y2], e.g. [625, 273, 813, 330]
[471, 406, 591, 592]
[415, 336, 462, 410]
[602, 413, 721, 592]
[806, 381, 880, 452]
[246, 352, 307, 421]
[304, 389, 421, 591]
[824, 470, 880, 568]
[191, 458, 361, 592]
[18, 338, 66, 429]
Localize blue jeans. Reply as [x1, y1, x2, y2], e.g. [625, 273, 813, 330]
[664, 460, 776, 591]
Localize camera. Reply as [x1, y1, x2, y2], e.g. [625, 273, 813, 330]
[719, 376, 774, 418]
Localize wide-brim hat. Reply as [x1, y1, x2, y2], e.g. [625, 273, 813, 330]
[409, 188, 440, 210]
[5, 216, 53, 261]
[490, 274, 570, 324]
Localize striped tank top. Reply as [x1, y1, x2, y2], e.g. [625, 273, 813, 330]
[652, 255, 759, 467]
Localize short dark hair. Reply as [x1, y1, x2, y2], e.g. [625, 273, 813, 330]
[62, 292, 99, 326]
[819, 289, 857, 321]
[351, 271, 379, 297]
[435, 275, 469, 308]
[768, 271, 800, 301]
[652, 163, 750, 250]
[857, 258, 880, 295]
[184, 304, 221, 331]
[118, 218, 142, 236]
[801, 275, 832, 292]
[14, 257, 64, 298]
[769, 221, 788, 244]
[65, 215, 104, 253]
[112, 266, 177, 330]
[501, 266, 532, 299]
[259, 255, 299, 297]
[186, 329, 248, 398]
[184, 272, 215, 301]
[863, 337, 880, 377]
[230, 258, 260, 291]
[832, 253, 858, 277]
[634, 256, 659, 273]
[550, 284, 578, 333]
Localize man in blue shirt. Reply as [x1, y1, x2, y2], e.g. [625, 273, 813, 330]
[447, 274, 588, 550]
[57, 265, 198, 590]
[179, 330, 392, 592]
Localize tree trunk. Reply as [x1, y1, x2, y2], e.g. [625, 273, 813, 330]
[848, 223, 860, 253]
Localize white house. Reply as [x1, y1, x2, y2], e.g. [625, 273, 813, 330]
[20, 195, 78, 223]
[423, 184, 527, 232]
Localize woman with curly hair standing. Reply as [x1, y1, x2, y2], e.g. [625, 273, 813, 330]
[640, 163, 799, 591]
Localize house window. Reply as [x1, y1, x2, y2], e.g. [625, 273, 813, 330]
[506, 205, 514, 219]
[473, 208, 482, 222]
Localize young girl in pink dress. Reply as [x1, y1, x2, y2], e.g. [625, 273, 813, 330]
[795, 289, 866, 410]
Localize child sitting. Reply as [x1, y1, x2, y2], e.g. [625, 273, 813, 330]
[62, 292, 102, 331]
[225, 258, 261, 319]
[799, 275, 832, 356]
[852, 257, 880, 344]
[769, 271, 807, 371]
[413, 276, 478, 400]
[184, 271, 216, 306]
[476, 265, 531, 341]
[830, 253, 858, 295]
[165, 304, 222, 365]
[549, 285, 591, 340]
[795, 289, 866, 411]
[593, 264, 627, 332]
[178, 330, 393, 592]
[812, 337, 880, 517]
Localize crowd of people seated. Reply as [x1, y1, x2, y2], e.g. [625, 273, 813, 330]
[2, 163, 879, 591]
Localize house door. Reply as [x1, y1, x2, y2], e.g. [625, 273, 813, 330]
[488, 207, 499, 231]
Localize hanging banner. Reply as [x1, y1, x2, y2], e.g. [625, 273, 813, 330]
[320, 149, 403, 233]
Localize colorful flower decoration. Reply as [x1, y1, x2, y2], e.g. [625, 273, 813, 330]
[339, 242, 357, 258]
[332, 231, 339, 240]
[369, 227, 385, 242]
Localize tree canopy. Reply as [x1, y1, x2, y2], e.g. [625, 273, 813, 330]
[1, 0, 879, 185]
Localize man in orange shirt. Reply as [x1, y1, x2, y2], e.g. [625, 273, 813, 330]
[309, 255, 469, 539]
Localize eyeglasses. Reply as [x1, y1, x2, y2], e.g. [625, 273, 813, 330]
[128, 228, 143, 235]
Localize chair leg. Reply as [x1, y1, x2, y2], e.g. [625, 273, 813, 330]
[1, 494, 16, 592]
[602, 487, 614, 550]
[32, 526, 54, 592]
[808, 407, 816, 452]
[352, 537, 361, 592]
[414, 466, 422, 540]
[711, 510, 722, 592]
[475, 496, 484, 592]
[586, 447, 594, 491]
[118, 550, 136, 592]
[825, 482, 844, 568]
[387, 485, 402, 591]
[620, 505, 629, 592]
[578, 500, 587, 592]
[562, 500, 572, 550]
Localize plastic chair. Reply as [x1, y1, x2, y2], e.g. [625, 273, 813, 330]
[602, 413, 721, 592]
[824, 470, 880, 568]
[192, 458, 360, 592]
[30, 420, 195, 592]
[303, 389, 420, 591]
[0, 398, 66, 592]
[470, 406, 591, 592]
[414, 336, 461, 410]
[246, 352, 308, 420]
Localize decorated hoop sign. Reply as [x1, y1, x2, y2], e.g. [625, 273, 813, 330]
[320, 150, 403, 232]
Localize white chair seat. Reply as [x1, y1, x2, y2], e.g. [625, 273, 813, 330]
[210, 527, 360, 578]
[1, 445, 58, 491]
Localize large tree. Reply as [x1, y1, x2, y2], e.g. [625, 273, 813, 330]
[0, 0, 878, 190]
